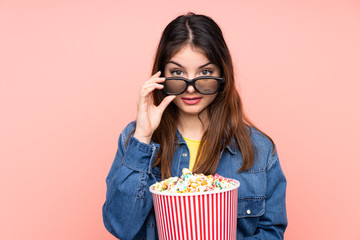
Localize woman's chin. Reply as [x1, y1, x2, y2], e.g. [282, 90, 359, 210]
[178, 106, 206, 116]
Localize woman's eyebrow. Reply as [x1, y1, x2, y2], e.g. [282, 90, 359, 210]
[167, 60, 213, 69]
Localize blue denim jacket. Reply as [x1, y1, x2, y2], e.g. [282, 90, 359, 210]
[102, 121, 287, 240]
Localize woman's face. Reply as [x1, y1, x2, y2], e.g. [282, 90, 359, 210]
[164, 45, 221, 117]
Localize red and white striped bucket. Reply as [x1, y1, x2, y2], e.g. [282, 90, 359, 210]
[149, 180, 240, 240]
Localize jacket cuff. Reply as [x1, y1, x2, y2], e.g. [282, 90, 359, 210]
[122, 135, 159, 173]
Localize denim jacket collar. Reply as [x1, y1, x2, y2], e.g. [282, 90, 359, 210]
[174, 128, 238, 155]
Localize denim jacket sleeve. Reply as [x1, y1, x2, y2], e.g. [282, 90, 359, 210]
[102, 121, 159, 240]
[243, 147, 288, 239]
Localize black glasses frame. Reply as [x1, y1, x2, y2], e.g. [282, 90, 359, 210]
[161, 76, 224, 95]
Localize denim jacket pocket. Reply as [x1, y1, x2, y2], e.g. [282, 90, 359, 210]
[237, 198, 265, 218]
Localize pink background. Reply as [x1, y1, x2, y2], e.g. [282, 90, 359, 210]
[1, 0, 360, 239]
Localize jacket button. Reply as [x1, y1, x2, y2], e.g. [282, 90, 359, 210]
[183, 153, 187, 157]
[246, 209, 251, 215]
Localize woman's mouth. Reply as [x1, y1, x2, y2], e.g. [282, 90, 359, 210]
[181, 97, 202, 105]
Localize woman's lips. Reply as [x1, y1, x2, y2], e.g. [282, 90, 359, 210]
[181, 97, 202, 105]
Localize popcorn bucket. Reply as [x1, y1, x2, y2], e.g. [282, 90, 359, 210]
[149, 179, 240, 240]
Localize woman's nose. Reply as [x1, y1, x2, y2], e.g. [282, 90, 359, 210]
[186, 84, 196, 93]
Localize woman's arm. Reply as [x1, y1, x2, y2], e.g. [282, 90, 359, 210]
[244, 148, 288, 239]
[103, 71, 175, 239]
[102, 122, 159, 239]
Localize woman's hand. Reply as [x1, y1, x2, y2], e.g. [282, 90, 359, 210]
[133, 71, 176, 144]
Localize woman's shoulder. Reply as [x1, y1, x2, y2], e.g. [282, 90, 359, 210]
[248, 127, 274, 147]
[247, 126, 277, 163]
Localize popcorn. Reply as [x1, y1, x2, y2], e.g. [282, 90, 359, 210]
[151, 168, 237, 193]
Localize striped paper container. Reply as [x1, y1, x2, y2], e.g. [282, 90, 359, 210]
[149, 180, 240, 240]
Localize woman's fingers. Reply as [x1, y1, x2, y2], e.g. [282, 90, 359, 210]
[139, 71, 166, 98]
[138, 70, 172, 109]
[143, 81, 164, 89]
[146, 71, 166, 84]
[157, 95, 176, 112]
[140, 83, 163, 98]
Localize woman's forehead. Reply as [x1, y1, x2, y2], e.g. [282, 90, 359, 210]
[166, 45, 210, 66]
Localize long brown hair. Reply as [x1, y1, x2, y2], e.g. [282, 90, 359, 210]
[139, 12, 274, 179]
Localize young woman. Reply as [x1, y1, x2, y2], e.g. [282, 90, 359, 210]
[102, 12, 287, 239]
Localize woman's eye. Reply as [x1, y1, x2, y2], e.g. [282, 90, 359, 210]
[201, 69, 213, 76]
[170, 70, 183, 76]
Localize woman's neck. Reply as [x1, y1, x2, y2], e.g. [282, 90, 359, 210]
[177, 111, 209, 141]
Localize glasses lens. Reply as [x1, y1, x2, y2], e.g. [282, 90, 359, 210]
[195, 78, 219, 94]
[165, 79, 187, 94]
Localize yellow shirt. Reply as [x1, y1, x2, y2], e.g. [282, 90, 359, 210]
[183, 136, 201, 172]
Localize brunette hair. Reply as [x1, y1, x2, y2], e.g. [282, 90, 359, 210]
[133, 12, 274, 179]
